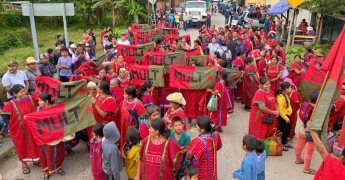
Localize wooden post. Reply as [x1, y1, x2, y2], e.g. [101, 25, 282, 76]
[291, 9, 298, 46]
[317, 15, 324, 44]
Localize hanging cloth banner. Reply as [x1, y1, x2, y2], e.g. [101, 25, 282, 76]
[117, 42, 154, 64]
[133, 33, 150, 45]
[298, 65, 326, 101]
[25, 78, 96, 145]
[169, 65, 217, 89]
[141, 51, 186, 68]
[130, 24, 150, 33]
[158, 28, 179, 39]
[189, 55, 207, 66]
[129, 64, 165, 87]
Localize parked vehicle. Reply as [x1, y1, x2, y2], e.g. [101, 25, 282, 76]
[230, 9, 265, 29]
[185, 1, 208, 23]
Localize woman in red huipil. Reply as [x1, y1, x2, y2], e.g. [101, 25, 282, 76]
[92, 81, 118, 125]
[1, 85, 39, 174]
[289, 55, 305, 88]
[265, 56, 284, 95]
[137, 80, 154, 108]
[163, 92, 187, 130]
[208, 70, 230, 132]
[113, 54, 129, 75]
[233, 51, 246, 101]
[248, 77, 279, 140]
[36, 93, 66, 179]
[187, 116, 222, 180]
[136, 119, 182, 180]
[256, 49, 267, 78]
[243, 58, 260, 111]
[119, 86, 146, 149]
[118, 68, 131, 88]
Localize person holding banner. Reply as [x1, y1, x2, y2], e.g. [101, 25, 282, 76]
[119, 86, 146, 149]
[248, 77, 279, 140]
[112, 54, 129, 75]
[1, 84, 39, 174]
[91, 81, 118, 125]
[36, 93, 66, 179]
[164, 92, 187, 130]
[208, 70, 230, 132]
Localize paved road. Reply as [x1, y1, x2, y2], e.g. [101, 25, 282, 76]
[0, 14, 322, 180]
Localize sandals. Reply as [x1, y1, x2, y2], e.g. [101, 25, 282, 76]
[57, 168, 65, 176]
[295, 160, 304, 164]
[282, 146, 289, 151]
[285, 144, 294, 149]
[44, 172, 50, 180]
[22, 166, 31, 174]
[303, 169, 317, 175]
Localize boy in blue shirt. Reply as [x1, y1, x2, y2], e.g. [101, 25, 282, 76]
[233, 135, 258, 180]
[256, 140, 267, 180]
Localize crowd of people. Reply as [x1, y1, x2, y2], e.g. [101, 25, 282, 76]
[0, 6, 345, 180]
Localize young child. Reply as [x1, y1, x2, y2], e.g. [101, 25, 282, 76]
[170, 117, 191, 179]
[256, 139, 266, 180]
[295, 90, 318, 175]
[184, 164, 199, 180]
[90, 124, 105, 180]
[233, 135, 258, 180]
[122, 128, 140, 180]
[102, 122, 123, 180]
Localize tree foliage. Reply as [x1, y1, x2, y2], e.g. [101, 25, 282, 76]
[301, 0, 345, 17]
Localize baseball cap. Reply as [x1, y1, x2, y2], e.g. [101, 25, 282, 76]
[8, 60, 17, 66]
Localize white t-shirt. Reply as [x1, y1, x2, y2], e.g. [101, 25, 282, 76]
[2, 70, 28, 99]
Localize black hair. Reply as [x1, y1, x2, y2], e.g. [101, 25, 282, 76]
[104, 64, 113, 74]
[138, 80, 153, 101]
[125, 86, 137, 98]
[256, 139, 265, 154]
[214, 51, 221, 59]
[194, 39, 201, 46]
[92, 124, 104, 138]
[260, 77, 269, 85]
[242, 135, 257, 152]
[196, 116, 214, 133]
[294, 55, 302, 59]
[39, 93, 55, 104]
[237, 50, 246, 57]
[245, 57, 254, 65]
[278, 82, 291, 108]
[47, 48, 53, 54]
[220, 69, 229, 87]
[150, 118, 171, 139]
[310, 90, 319, 104]
[147, 105, 161, 117]
[60, 46, 69, 52]
[218, 60, 227, 68]
[124, 127, 140, 152]
[10, 84, 25, 96]
[184, 164, 199, 178]
[98, 81, 112, 95]
[171, 116, 183, 126]
[191, 61, 201, 67]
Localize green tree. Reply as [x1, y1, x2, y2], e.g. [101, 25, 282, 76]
[126, 0, 146, 23]
[301, 0, 345, 17]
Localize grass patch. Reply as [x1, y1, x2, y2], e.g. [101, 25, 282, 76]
[0, 25, 125, 72]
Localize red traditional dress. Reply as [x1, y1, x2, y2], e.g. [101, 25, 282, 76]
[111, 87, 124, 107]
[243, 66, 259, 108]
[93, 94, 118, 124]
[289, 62, 304, 88]
[188, 133, 222, 180]
[233, 57, 245, 100]
[289, 90, 302, 139]
[256, 57, 266, 78]
[164, 107, 187, 130]
[105, 74, 117, 83]
[248, 89, 278, 140]
[210, 80, 230, 127]
[90, 138, 105, 180]
[113, 62, 129, 75]
[139, 120, 150, 140]
[183, 89, 205, 119]
[265, 63, 284, 95]
[36, 106, 65, 174]
[119, 98, 146, 149]
[314, 154, 345, 180]
[1, 96, 39, 162]
[141, 92, 154, 107]
[119, 77, 131, 88]
[139, 136, 182, 180]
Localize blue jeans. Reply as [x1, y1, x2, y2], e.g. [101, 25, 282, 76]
[0, 115, 8, 133]
[184, 21, 188, 31]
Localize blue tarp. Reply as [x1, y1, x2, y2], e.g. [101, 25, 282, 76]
[268, 0, 291, 15]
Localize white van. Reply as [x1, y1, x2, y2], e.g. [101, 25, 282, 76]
[185, 1, 207, 23]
